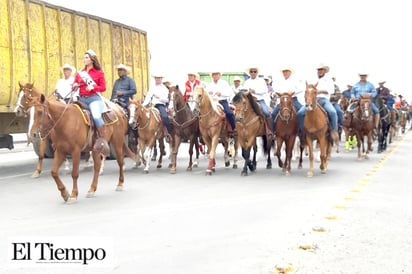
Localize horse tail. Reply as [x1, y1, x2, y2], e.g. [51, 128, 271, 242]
[262, 135, 271, 156]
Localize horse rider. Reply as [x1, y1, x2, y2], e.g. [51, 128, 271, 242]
[342, 84, 353, 100]
[72, 49, 110, 156]
[297, 63, 339, 143]
[376, 80, 395, 121]
[271, 66, 304, 132]
[230, 75, 244, 102]
[350, 72, 380, 135]
[205, 71, 236, 136]
[243, 66, 273, 139]
[54, 63, 76, 103]
[110, 64, 137, 110]
[184, 72, 202, 103]
[142, 73, 173, 142]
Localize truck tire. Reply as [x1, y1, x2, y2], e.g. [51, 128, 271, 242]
[32, 136, 54, 158]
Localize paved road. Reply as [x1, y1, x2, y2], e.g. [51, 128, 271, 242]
[1, 131, 411, 274]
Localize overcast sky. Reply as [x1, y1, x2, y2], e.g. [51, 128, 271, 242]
[47, 0, 412, 97]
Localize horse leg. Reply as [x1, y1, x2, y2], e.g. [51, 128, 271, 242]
[50, 150, 70, 202]
[206, 136, 219, 175]
[143, 146, 152, 173]
[111, 136, 125, 191]
[31, 138, 47, 178]
[232, 136, 239, 169]
[275, 137, 283, 169]
[151, 142, 157, 161]
[285, 138, 296, 176]
[306, 136, 314, 177]
[86, 151, 102, 198]
[193, 136, 200, 168]
[241, 147, 251, 176]
[157, 138, 165, 169]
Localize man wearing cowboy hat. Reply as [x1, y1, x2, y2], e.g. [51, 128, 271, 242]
[376, 80, 392, 110]
[205, 71, 236, 135]
[243, 66, 273, 139]
[342, 84, 353, 100]
[271, 66, 304, 124]
[230, 76, 244, 102]
[350, 72, 380, 134]
[54, 63, 76, 103]
[297, 63, 339, 143]
[110, 64, 137, 108]
[142, 73, 172, 142]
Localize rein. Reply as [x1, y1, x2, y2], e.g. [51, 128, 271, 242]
[34, 101, 70, 141]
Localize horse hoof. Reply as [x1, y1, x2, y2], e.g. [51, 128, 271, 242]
[143, 170, 149, 174]
[193, 163, 198, 168]
[115, 185, 123, 191]
[86, 192, 95, 198]
[241, 171, 248, 176]
[307, 172, 313, 177]
[285, 171, 291, 176]
[266, 164, 272, 169]
[31, 171, 40, 178]
[186, 167, 192, 172]
[62, 191, 70, 202]
[205, 170, 212, 175]
[321, 169, 327, 174]
[168, 163, 172, 168]
[99, 169, 104, 175]
[66, 197, 77, 204]
[225, 161, 230, 167]
[170, 169, 176, 174]
[157, 164, 162, 168]
[151, 156, 156, 162]
[233, 164, 238, 169]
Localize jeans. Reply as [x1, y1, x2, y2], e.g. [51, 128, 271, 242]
[333, 103, 344, 127]
[297, 97, 338, 131]
[257, 99, 270, 117]
[219, 100, 236, 130]
[80, 94, 105, 128]
[155, 104, 172, 133]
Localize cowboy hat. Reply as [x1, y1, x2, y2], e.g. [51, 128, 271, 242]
[209, 71, 222, 77]
[316, 63, 330, 73]
[233, 76, 242, 82]
[61, 63, 76, 74]
[378, 80, 386, 84]
[245, 67, 260, 76]
[187, 71, 199, 77]
[263, 75, 272, 83]
[151, 72, 165, 78]
[358, 72, 368, 76]
[280, 66, 294, 73]
[117, 64, 130, 72]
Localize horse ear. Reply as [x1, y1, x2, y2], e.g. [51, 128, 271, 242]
[18, 81, 24, 88]
[40, 93, 46, 103]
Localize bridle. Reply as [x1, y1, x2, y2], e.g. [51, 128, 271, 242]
[278, 94, 294, 122]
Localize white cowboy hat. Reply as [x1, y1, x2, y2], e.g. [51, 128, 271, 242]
[61, 63, 76, 74]
[358, 72, 368, 76]
[86, 49, 97, 57]
[280, 66, 294, 73]
[316, 63, 330, 73]
[151, 72, 165, 78]
[117, 63, 130, 72]
[378, 80, 386, 84]
[233, 76, 242, 82]
[245, 67, 260, 76]
[263, 75, 272, 83]
[187, 71, 199, 77]
[209, 71, 222, 77]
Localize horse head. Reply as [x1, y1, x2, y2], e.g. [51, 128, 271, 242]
[276, 91, 295, 121]
[128, 99, 143, 128]
[358, 94, 372, 120]
[305, 84, 318, 111]
[14, 81, 36, 115]
[27, 94, 51, 141]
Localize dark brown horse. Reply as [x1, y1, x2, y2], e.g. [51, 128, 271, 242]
[232, 90, 271, 176]
[128, 99, 166, 173]
[274, 91, 302, 175]
[339, 95, 358, 152]
[167, 85, 201, 173]
[350, 94, 374, 160]
[192, 86, 232, 175]
[27, 94, 134, 203]
[303, 84, 332, 177]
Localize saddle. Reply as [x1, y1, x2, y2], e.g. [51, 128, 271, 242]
[74, 100, 118, 126]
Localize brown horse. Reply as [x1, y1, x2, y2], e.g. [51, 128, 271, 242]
[350, 94, 374, 160]
[15, 82, 100, 177]
[303, 84, 332, 177]
[27, 93, 133, 202]
[274, 91, 303, 175]
[168, 85, 200, 173]
[339, 95, 358, 152]
[128, 99, 166, 173]
[192, 86, 232, 175]
[232, 90, 271, 176]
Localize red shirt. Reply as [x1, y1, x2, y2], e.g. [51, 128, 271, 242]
[74, 67, 106, 96]
[184, 79, 201, 102]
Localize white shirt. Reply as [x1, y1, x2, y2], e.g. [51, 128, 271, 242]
[55, 76, 74, 98]
[230, 84, 244, 102]
[274, 75, 305, 104]
[314, 75, 334, 100]
[205, 79, 232, 101]
[243, 77, 268, 101]
[143, 83, 169, 106]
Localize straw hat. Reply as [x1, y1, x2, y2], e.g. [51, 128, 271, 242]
[61, 63, 76, 74]
[280, 66, 294, 73]
[233, 76, 242, 82]
[187, 71, 199, 78]
[245, 67, 260, 76]
[316, 63, 330, 73]
[209, 71, 222, 77]
[117, 64, 130, 72]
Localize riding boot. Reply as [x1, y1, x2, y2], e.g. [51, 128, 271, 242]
[265, 117, 273, 140]
[94, 126, 110, 157]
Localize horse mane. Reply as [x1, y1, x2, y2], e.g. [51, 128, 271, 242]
[246, 92, 264, 116]
[232, 90, 244, 104]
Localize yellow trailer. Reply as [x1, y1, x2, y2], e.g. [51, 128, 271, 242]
[0, 0, 150, 149]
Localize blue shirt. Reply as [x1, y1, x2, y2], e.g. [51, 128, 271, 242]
[352, 81, 376, 99]
[110, 75, 137, 104]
